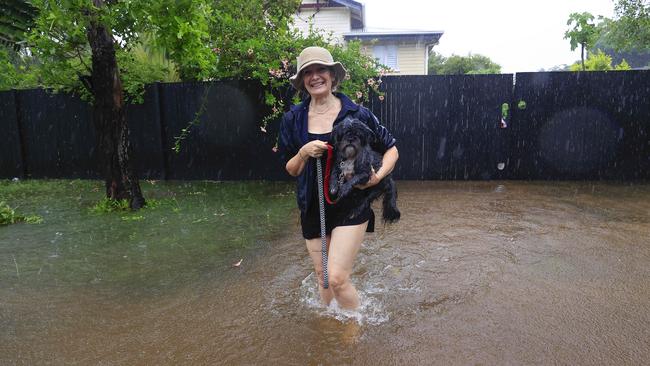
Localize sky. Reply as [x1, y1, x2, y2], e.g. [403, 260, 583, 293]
[361, 0, 616, 73]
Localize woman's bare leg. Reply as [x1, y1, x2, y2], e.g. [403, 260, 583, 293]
[328, 222, 368, 310]
[305, 236, 334, 305]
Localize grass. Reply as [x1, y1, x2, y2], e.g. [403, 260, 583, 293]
[90, 197, 131, 213]
[0, 179, 296, 291]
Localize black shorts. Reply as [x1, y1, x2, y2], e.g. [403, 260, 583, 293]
[300, 197, 375, 240]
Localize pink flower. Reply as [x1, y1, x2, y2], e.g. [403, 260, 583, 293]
[269, 68, 285, 78]
[367, 78, 375, 86]
[272, 146, 279, 153]
[212, 47, 221, 54]
[272, 106, 279, 114]
[378, 95, 385, 101]
[281, 59, 289, 70]
[356, 91, 363, 99]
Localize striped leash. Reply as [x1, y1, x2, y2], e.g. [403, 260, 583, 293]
[316, 144, 335, 288]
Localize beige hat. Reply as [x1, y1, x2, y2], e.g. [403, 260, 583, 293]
[290, 46, 347, 90]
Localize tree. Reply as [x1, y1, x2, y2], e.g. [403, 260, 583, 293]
[133, 0, 217, 81]
[0, 1, 40, 90]
[86, 0, 145, 208]
[603, 0, 650, 51]
[26, 0, 171, 209]
[24, 0, 231, 208]
[427, 51, 447, 75]
[0, 0, 37, 49]
[592, 20, 650, 68]
[428, 52, 501, 75]
[565, 12, 600, 71]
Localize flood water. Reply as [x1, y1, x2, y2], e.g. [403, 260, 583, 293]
[2, 181, 649, 365]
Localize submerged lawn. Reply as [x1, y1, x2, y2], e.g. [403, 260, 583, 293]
[0, 180, 295, 291]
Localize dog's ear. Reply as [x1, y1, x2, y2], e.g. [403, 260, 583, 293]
[333, 117, 353, 144]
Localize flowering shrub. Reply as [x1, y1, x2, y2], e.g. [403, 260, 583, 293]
[199, 6, 389, 150]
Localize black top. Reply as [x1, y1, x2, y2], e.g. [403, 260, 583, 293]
[307, 131, 331, 142]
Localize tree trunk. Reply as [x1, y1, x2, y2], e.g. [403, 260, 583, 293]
[86, 0, 145, 209]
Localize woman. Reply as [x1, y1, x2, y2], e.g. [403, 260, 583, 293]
[278, 47, 399, 310]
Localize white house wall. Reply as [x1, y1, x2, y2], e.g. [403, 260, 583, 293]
[292, 7, 352, 44]
[397, 41, 428, 75]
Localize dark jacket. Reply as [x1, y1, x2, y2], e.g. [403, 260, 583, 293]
[278, 92, 396, 213]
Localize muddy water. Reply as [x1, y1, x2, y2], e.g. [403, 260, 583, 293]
[2, 181, 650, 365]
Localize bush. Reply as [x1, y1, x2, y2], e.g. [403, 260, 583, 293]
[570, 49, 632, 71]
[0, 201, 43, 225]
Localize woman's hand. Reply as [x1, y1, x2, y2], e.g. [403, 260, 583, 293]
[354, 167, 381, 190]
[300, 140, 329, 158]
[354, 146, 398, 190]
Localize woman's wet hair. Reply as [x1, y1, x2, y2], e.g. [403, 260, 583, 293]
[328, 66, 339, 91]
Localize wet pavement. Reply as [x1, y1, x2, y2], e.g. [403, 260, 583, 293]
[2, 181, 649, 365]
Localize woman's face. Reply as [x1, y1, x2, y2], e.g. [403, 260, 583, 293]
[301, 64, 334, 97]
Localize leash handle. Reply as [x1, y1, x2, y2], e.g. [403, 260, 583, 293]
[316, 154, 329, 289]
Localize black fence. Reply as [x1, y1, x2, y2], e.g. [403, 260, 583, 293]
[367, 74, 514, 180]
[1, 71, 649, 181]
[509, 72, 650, 180]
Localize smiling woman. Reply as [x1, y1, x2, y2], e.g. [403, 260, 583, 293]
[278, 46, 399, 310]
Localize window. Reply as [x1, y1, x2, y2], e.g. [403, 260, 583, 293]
[372, 44, 399, 71]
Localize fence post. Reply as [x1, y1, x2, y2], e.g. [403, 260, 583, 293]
[155, 82, 170, 180]
[14, 90, 26, 178]
[1, 90, 26, 178]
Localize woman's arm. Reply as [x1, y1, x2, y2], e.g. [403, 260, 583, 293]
[355, 146, 399, 189]
[285, 140, 330, 177]
[377, 146, 399, 179]
[285, 147, 309, 177]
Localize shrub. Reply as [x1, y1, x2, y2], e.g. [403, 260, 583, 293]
[0, 201, 43, 225]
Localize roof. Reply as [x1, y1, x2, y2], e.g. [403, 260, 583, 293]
[331, 0, 363, 11]
[298, 0, 362, 12]
[298, 0, 365, 29]
[343, 30, 444, 43]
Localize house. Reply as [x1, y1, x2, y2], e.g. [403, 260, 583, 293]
[292, 0, 444, 75]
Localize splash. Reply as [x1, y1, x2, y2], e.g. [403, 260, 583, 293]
[300, 272, 390, 325]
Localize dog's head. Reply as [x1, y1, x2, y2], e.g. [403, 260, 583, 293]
[332, 117, 375, 159]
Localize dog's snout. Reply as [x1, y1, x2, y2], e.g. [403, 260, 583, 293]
[343, 145, 356, 158]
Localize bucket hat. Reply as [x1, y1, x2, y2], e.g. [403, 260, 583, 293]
[290, 46, 347, 90]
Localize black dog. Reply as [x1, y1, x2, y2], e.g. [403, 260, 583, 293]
[329, 117, 400, 223]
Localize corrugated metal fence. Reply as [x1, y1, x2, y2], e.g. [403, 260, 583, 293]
[2, 71, 649, 180]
